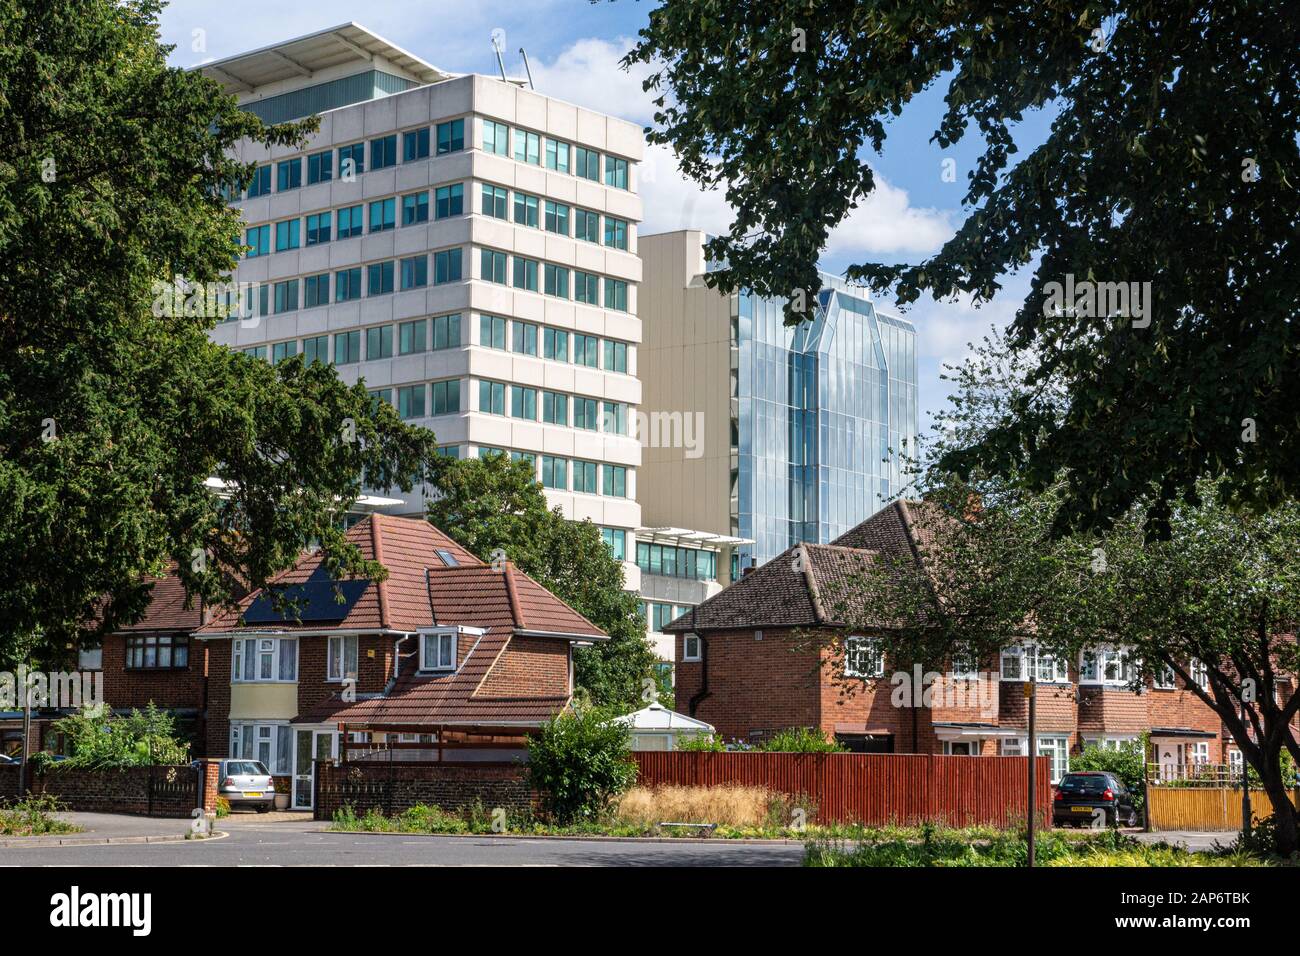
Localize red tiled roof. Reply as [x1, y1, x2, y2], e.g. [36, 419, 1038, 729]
[664, 501, 948, 633]
[87, 564, 206, 635]
[195, 514, 605, 728]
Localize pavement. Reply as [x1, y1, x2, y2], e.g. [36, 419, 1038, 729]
[1131, 829, 1241, 852]
[0, 811, 201, 848]
[0, 814, 805, 865]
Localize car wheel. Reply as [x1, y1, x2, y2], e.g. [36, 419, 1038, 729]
[257, 804, 270, 813]
[1125, 809, 1139, 828]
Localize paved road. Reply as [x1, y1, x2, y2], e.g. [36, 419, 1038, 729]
[0, 818, 805, 866]
[1132, 829, 1240, 852]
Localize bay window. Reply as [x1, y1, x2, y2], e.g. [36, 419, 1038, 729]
[999, 644, 1066, 682]
[230, 722, 293, 775]
[1079, 645, 1136, 686]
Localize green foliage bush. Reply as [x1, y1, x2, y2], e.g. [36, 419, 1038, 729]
[0, 794, 81, 836]
[759, 727, 847, 753]
[526, 707, 636, 823]
[50, 703, 190, 769]
[1069, 737, 1147, 812]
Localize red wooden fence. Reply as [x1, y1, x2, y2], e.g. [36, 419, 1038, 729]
[632, 752, 1053, 828]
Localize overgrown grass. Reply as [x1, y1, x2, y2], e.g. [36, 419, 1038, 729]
[0, 794, 82, 837]
[329, 791, 1014, 841]
[804, 825, 1276, 867]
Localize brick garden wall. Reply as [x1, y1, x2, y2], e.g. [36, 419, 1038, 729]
[314, 760, 533, 821]
[1, 764, 200, 817]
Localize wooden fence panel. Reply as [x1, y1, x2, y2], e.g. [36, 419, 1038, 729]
[632, 752, 1052, 827]
[1147, 787, 1298, 831]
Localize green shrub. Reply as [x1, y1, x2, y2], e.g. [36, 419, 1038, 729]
[1069, 737, 1147, 813]
[527, 706, 636, 824]
[0, 794, 80, 836]
[759, 727, 847, 753]
[49, 703, 189, 769]
[676, 733, 726, 752]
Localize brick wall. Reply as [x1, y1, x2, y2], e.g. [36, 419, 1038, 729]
[101, 633, 207, 712]
[10, 765, 200, 817]
[675, 629, 822, 739]
[205, 637, 232, 756]
[479, 636, 569, 697]
[0, 764, 18, 802]
[314, 760, 534, 821]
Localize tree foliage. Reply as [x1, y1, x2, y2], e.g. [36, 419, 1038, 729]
[427, 453, 657, 709]
[625, 0, 1300, 535]
[46, 703, 190, 769]
[526, 705, 637, 823]
[0, 0, 438, 659]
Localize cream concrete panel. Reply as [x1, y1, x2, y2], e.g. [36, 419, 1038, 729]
[427, 218, 472, 248]
[510, 358, 546, 388]
[327, 302, 361, 330]
[468, 415, 512, 445]
[572, 367, 604, 397]
[515, 89, 549, 132]
[468, 281, 519, 317]
[472, 75, 518, 123]
[329, 176, 366, 209]
[542, 427, 576, 455]
[470, 348, 516, 381]
[299, 245, 331, 274]
[394, 226, 430, 257]
[297, 310, 330, 336]
[574, 110, 607, 151]
[268, 192, 301, 219]
[470, 152, 516, 186]
[604, 312, 641, 343]
[471, 216, 516, 251]
[359, 297, 395, 326]
[542, 364, 576, 393]
[328, 241, 363, 269]
[364, 168, 397, 199]
[429, 78, 472, 122]
[426, 282, 471, 315]
[240, 196, 270, 224]
[511, 421, 544, 448]
[542, 298, 576, 329]
[514, 229, 547, 259]
[391, 354, 426, 383]
[364, 97, 399, 137]
[268, 255, 301, 280]
[361, 231, 396, 262]
[544, 235, 576, 265]
[603, 376, 641, 406]
[395, 163, 430, 193]
[575, 181, 607, 210]
[424, 349, 471, 379]
[332, 108, 364, 144]
[396, 87, 432, 127]
[359, 361, 393, 387]
[546, 100, 579, 140]
[515, 164, 547, 194]
[392, 290, 428, 320]
[606, 119, 645, 162]
[574, 243, 606, 273]
[229, 683, 298, 722]
[623, 563, 642, 593]
[605, 191, 641, 222]
[600, 499, 642, 528]
[545, 173, 578, 203]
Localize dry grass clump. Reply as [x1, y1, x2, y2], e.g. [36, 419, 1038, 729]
[615, 785, 779, 827]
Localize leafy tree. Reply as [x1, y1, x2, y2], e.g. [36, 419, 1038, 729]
[526, 706, 637, 823]
[0, 0, 438, 659]
[1070, 738, 1148, 814]
[625, 0, 1300, 535]
[820, 334, 1300, 855]
[427, 454, 658, 709]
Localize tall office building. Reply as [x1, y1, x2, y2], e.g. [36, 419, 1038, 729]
[201, 25, 645, 586]
[638, 230, 919, 569]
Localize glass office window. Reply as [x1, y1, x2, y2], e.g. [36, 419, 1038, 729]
[335, 267, 362, 301]
[482, 120, 508, 156]
[367, 260, 394, 296]
[371, 134, 398, 170]
[481, 184, 508, 219]
[307, 151, 332, 184]
[336, 205, 363, 239]
[402, 191, 429, 225]
[480, 249, 507, 284]
[333, 330, 360, 365]
[337, 143, 364, 178]
[399, 318, 427, 355]
[403, 127, 430, 162]
[400, 255, 427, 290]
[431, 313, 460, 350]
[397, 384, 425, 419]
[434, 248, 462, 284]
[479, 314, 507, 350]
[369, 197, 395, 232]
[277, 158, 301, 191]
[435, 183, 463, 219]
[513, 129, 540, 165]
[512, 321, 537, 356]
[513, 193, 539, 228]
[512, 256, 538, 291]
[478, 380, 506, 415]
[543, 328, 569, 362]
[436, 119, 464, 155]
[430, 379, 460, 414]
[545, 139, 570, 173]
[366, 325, 393, 360]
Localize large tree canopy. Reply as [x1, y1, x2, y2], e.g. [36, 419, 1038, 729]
[625, 0, 1300, 535]
[0, 0, 437, 661]
[426, 454, 659, 710]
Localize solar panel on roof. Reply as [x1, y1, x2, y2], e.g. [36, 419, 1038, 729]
[242, 565, 370, 624]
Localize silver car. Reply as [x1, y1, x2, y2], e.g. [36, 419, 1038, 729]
[217, 759, 276, 811]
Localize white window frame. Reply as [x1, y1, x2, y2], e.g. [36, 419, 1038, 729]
[844, 636, 885, 679]
[1082, 735, 1139, 753]
[999, 643, 1067, 683]
[229, 721, 292, 775]
[942, 740, 981, 756]
[1079, 645, 1136, 687]
[1189, 658, 1210, 691]
[949, 649, 980, 681]
[1153, 661, 1177, 690]
[1189, 740, 1210, 764]
[420, 629, 457, 671]
[327, 635, 358, 682]
[999, 735, 1070, 782]
[682, 634, 701, 662]
[231, 636, 298, 683]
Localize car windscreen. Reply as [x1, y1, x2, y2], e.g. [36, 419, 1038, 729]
[1057, 774, 1110, 793]
[225, 761, 267, 776]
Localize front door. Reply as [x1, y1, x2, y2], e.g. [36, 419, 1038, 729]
[1156, 741, 1184, 781]
[292, 729, 338, 809]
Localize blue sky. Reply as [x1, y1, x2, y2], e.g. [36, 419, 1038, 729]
[160, 0, 1049, 432]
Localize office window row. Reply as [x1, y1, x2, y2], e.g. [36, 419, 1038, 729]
[239, 314, 463, 368]
[478, 183, 629, 249]
[479, 117, 633, 190]
[241, 119, 467, 200]
[476, 247, 630, 312]
[475, 314, 631, 374]
[366, 378, 463, 420]
[475, 378, 632, 436]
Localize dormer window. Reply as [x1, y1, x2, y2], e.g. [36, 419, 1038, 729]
[420, 630, 457, 671]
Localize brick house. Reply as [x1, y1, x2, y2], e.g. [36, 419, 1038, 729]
[193, 513, 605, 809]
[666, 500, 1237, 782]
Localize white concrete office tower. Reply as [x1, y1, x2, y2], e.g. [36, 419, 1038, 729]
[200, 24, 645, 582]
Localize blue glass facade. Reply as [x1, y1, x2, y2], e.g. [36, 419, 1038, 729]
[731, 274, 918, 565]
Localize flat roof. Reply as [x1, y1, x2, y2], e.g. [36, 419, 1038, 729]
[196, 22, 451, 95]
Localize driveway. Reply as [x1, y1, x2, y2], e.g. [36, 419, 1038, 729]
[0, 815, 806, 866]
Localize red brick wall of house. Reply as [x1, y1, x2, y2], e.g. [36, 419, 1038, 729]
[674, 629, 822, 740]
[101, 633, 207, 712]
[205, 637, 232, 756]
[1077, 685, 1150, 736]
[998, 681, 1079, 736]
[478, 637, 569, 697]
[295, 634, 394, 716]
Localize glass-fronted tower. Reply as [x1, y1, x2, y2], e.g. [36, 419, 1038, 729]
[638, 230, 918, 569]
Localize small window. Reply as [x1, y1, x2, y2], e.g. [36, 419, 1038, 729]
[435, 549, 460, 568]
[682, 635, 701, 662]
[844, 636, 884, 678]
[421, 632, 456, 671]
